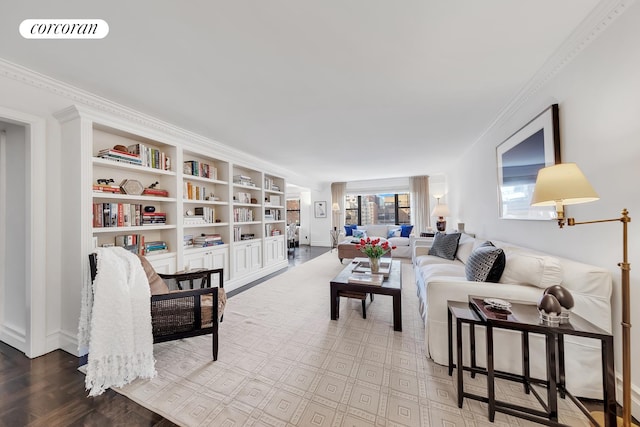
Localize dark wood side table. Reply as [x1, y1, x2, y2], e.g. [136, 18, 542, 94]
[465, 297, 616, 427]
[330, 259, 402, 331]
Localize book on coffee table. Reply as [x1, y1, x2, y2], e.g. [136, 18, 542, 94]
[348, 273, 384, 286]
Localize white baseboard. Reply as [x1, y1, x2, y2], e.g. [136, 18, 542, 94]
[0, 323, 26, 353]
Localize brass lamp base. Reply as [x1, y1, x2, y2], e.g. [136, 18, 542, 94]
[591, 410, 639, 427]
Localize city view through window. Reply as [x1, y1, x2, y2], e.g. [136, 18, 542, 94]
[345, 193, 410, 226]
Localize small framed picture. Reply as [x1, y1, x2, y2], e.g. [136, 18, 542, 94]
[314, 201, 327, 218]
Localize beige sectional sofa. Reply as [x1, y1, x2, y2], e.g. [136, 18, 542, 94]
[414, 233, 612, 398]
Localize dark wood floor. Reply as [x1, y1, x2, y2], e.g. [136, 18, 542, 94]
[0, 245, 625, 426]
[0, 245, 330, 426]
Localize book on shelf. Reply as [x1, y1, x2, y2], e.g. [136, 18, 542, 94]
[142, 187, 169, 197]
[347, 273, 384, 286]
[92, 184, 122, 193]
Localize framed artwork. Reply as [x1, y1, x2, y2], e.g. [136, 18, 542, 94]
[496, 104, 560, 220]
[314, 201, 327, 218]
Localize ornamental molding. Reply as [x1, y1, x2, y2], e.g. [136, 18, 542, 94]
[0, 58, 305, 184]
[473, 0, 634, 143]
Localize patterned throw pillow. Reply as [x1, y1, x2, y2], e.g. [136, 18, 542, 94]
[387, 227, 401, 238]
[428, 232, 461, 260]
[352, 229, 367, 239]
[465, 241, 506, 282]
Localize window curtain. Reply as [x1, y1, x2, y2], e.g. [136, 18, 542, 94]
[410, 176, 430, 234]
[331, 182, 346, 229]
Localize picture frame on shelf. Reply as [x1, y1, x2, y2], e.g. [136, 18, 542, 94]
[314, 201, 327, 218]
[496, 104, 560, 221]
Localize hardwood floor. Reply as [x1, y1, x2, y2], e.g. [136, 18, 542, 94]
[0, 245, 622, 425]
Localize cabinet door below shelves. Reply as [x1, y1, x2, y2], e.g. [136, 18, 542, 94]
[233, 241, 262, 277]
[184, 247, 230, 281]
[265, 236, 286, 266]
[148, 255, 176, 274]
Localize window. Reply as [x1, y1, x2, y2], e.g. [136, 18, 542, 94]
[286, 199, 300, 225]
[344, 193, 411, 226]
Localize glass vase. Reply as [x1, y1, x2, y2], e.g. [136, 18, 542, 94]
[369, 257, 380, 274]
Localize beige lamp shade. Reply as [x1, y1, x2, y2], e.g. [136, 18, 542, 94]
[531, 163, 600, 206]
[431, 204, 450, 217]
[332, 202, 340, 212]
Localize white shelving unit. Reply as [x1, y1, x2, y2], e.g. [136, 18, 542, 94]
[56, 105, 288, 292]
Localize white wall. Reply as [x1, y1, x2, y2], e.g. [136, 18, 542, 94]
[0, 123, 27, 349]
[447, 3, 640, 414]
[309, 185, 332, 246]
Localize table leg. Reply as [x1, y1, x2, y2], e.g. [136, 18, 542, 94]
[470, 324, 477, 378]
[457, 318, 464, 408]
[448, 308, 453, 376]
[602, 335, 617, 427]
[487, 324, 495, 422]
[522, 331, 530, 394]
[546, 333, 558, 422]
[557, 334, 566, 399]
[330, 285, 338, 320]
[392, 292, 402, 331]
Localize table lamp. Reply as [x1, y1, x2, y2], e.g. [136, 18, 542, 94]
[431, 199, 450, 232]
[531, 162, 636, 427]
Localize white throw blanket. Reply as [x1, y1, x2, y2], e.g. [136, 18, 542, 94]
[78, 247, 156, 396]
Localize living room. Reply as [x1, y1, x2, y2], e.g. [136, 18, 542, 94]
[1, 1, 639, 425]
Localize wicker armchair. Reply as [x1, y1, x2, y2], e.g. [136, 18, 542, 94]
[88, 254, 224, 360]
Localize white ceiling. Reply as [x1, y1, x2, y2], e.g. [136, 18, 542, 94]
[0, 0, 605, 187]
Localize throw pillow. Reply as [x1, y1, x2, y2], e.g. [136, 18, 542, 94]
[465, 241, 506, 283]
[388, 227, 401, 238]
[352, 229, 367, 239]
[344, 224, 357, 236]
[428, 232, 461, 260]
[400, 224, 414, 237]
[137, 255, 169, 295]
[499, 251, 563, 288]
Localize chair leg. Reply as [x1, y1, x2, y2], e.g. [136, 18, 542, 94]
[361, 299, 367, 319]
[370, 293, 374, 302]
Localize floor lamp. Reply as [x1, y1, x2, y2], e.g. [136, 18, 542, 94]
[531, 162, 637, 427]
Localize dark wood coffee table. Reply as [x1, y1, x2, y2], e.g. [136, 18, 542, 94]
[329, 259, 402, 331]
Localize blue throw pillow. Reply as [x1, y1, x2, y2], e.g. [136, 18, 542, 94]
[344, 224, 357, 236]
[400, 224, 414, 238]
[387, 227, 401, 238]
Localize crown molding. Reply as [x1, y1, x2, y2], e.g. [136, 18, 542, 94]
[0, 58, 311, 186]
[474, 0, 635, 144]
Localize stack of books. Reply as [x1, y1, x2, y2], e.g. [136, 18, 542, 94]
[144, 241, 167, 254]
[97, 148, 142, 166]
[127, 143, 170, 170]
[142, 187, 169, 197]
[142, 212, 166, 225]
[194, 234, 223, 247]
[233, 174, 255, 186]
[183, 234, 194, 248]
[348, 273, 384, 286]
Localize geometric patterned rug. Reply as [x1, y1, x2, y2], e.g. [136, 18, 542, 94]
[114, 252, 591, 426]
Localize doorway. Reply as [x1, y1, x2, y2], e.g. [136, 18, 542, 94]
[0, 107, 46, 358]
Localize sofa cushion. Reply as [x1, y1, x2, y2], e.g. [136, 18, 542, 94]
[365, 224, 388, 239]
[499, 251, 563, 289]
[455, 233, 477, 264]
[388, 236, 410, 247]
[465, 241, 506, 283]
[387, 226, 402, 238]
[428, 232, 461, 260]
[344, 224, 357, 236]
[400, 224, 414, 237]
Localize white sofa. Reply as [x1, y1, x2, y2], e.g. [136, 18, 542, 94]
[339, 224, 413, 259]
[415, 233, 612, 399]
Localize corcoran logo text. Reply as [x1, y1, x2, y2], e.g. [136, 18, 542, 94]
[20, 19, 109, 39]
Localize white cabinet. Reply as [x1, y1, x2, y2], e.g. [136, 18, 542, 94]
[147, 254, 177, 274]
[264, 236, 286, 266]
[183, 246, 230, 281]
[233, 240, 262, 277]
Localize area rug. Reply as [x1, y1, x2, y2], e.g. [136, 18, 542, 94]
[115, 252, 591, 426]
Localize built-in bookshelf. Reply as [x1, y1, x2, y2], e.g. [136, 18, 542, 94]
[56, 104, 288, 291]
